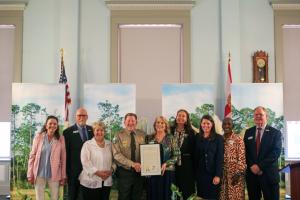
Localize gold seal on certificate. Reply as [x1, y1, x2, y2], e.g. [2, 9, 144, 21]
[140, 144, 161, 176]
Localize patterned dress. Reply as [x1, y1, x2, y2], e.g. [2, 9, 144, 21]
[220, 133, 247, 200]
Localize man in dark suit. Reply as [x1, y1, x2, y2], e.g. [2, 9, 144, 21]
[244, 106, 282, 200]
[63, 107, 93, 200]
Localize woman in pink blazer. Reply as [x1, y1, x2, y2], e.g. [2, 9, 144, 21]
[27, 115, 66, 200]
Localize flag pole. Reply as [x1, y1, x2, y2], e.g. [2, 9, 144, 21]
[60, 48, 64, 64]
[59, 48, 70, 128]
[224, 52, 232, 118]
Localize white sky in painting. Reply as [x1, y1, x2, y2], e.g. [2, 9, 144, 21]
[84, 84, 136, 125]
[162, 83, 215, 119]
[232, 83, 283, 116]
[12, 83, 65, 131]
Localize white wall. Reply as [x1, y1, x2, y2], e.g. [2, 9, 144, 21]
[22, 0, 275, 122]
[240, 0, 275, 83]
[80, 0, 110, 103]
[23, 0, 80, 119]
[0, 26, 14, 122]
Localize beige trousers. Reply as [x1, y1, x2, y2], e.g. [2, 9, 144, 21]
[35, 177, 60, 200]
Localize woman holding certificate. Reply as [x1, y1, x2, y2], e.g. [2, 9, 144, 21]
[145, 116, 179, 200]
[195, 115, 224, 200]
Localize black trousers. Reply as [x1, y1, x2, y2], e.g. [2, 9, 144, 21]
[67, 178, 81, 200]
[246, 172, 279, 200]
[116, 167, 144, 200]
[81, 184, 111, 200]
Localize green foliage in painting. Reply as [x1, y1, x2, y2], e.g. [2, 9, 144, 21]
[11, 103, 63, 190]
[97, 100, 123, 141]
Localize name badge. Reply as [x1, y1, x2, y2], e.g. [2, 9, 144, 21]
[122, 141, 128, 147]
[227, 140, 234, 145]
[247, 136, 253, 140]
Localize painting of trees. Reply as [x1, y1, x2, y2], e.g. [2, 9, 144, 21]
[11, 83, 65, 193]
[190, 103, 214, 128]
[232, 105, 284, 134]
[84, 84, 136, 141]
[97, 100, 123, 141]
[11, 103, 43, 188]
[168, 103, 215, 129]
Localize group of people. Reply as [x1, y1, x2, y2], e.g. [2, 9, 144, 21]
[27, 106, 282, 200]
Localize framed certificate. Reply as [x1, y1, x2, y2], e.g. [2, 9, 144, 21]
[140, 144, 161, 176]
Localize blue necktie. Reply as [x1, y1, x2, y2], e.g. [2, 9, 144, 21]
[82, 127, 88, 142]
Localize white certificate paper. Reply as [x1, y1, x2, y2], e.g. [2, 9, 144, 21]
[140, 144, 161, 176]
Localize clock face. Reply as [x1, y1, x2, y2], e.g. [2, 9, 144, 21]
[257, 58, 266, 68]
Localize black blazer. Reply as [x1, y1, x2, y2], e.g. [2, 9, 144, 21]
[63, 124, 93, 180]
[195, 133, 224, 177]
[244, 125, 282, 184]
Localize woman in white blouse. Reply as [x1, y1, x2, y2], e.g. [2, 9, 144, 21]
[79, 121, 115, 200]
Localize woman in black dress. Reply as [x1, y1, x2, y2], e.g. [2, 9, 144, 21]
[171, 109, 196, 199]
[195, 114, 224, 199]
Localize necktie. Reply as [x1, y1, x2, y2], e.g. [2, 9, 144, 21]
[82, 127, 88, 142]
[256, 128, 262, 155]
[130, 132, 136, 162]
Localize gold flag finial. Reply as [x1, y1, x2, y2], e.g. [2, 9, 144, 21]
[60, 48, 64, 62]
[228, 51, 231, 58]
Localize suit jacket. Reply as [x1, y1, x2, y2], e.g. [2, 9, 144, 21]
[194, 133, 224, 178]
[27, 132, 66, 182]
[244, 125, 282, 184]
[63, 124, 93, 180]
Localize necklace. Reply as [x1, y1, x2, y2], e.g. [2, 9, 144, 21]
[155, 132, 165, 143]
[176, 126, 184, 132]
[96, 140, 105, 148]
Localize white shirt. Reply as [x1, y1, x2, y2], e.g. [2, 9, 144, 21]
[79, 138, 114, 188]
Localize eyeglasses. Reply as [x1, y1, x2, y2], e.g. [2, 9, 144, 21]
[76, 114, 87, 117]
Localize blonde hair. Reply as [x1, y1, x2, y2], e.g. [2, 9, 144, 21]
[92, 121, 106, 131]
[153, 116, 170, 133]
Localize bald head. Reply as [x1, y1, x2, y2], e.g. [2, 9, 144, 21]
[76, 107, 88, 126]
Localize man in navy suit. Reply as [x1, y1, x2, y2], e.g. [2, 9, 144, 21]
[244, 106, 282, 200]
[63, 107, 93, 200]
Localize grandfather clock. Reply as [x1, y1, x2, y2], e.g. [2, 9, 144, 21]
[253, 51, 269, 83]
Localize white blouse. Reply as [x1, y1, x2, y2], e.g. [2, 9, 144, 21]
[79, 138, 114, 188]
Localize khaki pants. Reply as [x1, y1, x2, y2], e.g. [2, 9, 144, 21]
[35, 177, 60, 200]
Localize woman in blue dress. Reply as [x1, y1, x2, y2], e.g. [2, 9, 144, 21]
[194, 114, 224, 199]
[146, 116, 179, 200]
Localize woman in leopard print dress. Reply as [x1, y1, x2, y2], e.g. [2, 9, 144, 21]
[220, 118, 247, 200]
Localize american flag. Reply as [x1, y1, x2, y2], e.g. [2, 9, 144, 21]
[224, 53, 232, 118]
[59, 56, 71, 122]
